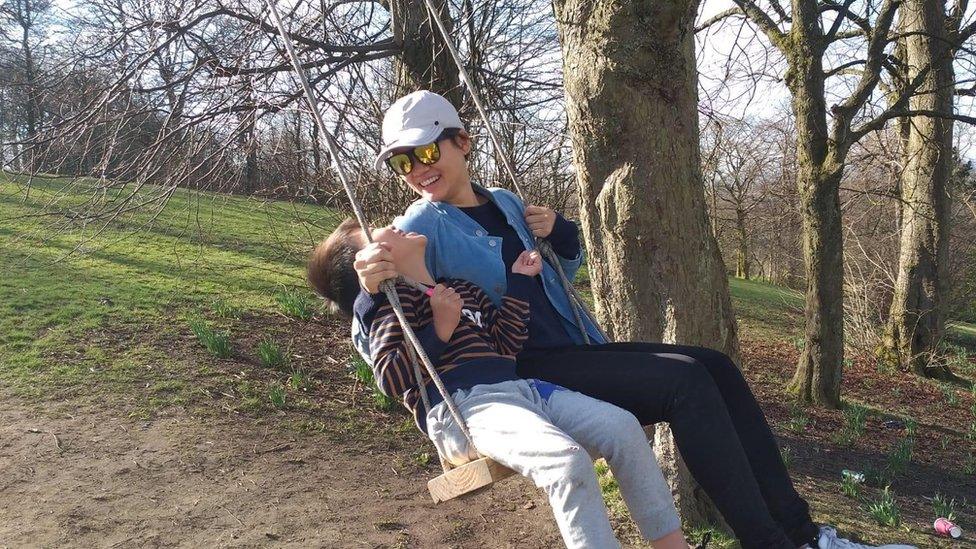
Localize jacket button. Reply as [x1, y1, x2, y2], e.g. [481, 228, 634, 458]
[476, 230, 484, 237]
[489, 241, 497, 247]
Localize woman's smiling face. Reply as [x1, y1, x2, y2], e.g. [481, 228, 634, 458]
[396, 131, 472, 204]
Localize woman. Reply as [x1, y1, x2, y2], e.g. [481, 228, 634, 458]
[353, 90, 913, 549]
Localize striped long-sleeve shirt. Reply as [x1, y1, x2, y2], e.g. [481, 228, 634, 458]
[360, 275, 534, 432]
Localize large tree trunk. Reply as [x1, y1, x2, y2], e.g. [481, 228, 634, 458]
[885, 0, 954, 379]
[387, 0, 463, 106]
[553, 0, 739, 528]
[789, 166, 845, 406]
[783, 0, 845, 408]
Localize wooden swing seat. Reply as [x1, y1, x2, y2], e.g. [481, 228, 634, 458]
[427, 457, 517, 503]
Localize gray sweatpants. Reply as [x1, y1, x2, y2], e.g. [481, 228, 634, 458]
[426, 379, 681, 549]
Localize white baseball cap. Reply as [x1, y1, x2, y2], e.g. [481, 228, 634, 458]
[374, 90, 465, 171]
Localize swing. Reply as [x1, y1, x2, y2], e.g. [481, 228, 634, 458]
[264, 0, 608, 503]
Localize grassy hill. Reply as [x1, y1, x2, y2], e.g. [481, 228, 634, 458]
[2, 173, 975, 548]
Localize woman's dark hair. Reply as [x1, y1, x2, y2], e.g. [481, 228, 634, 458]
[438, 127, 470, 161]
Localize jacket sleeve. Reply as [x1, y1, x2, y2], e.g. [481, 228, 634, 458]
[476, 276, 531, 357]
[492, 187, 583, 280]
[368, 289, 448, 399]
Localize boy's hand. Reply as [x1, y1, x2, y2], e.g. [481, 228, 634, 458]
[525, 205, 556, 238]
[354, 242, 396, 293]
[429, 284, 463, 343]
[512, 250, 542, 277]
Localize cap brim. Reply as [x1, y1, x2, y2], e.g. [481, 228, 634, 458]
[373, 126, 444, 171]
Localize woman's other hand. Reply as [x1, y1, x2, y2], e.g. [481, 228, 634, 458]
[354, 242, 396, 293]
[525, 205, 556, 238]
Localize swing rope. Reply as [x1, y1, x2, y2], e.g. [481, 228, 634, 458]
[264, 0, 478, 464]
[419, 0, 606, 344]
[264, 0, 608, 477]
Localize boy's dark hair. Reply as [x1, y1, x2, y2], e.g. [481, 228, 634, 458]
[307, 218, 365, 317]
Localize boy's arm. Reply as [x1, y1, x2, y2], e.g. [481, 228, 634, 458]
[368, 289, 449, 399]
[478, 274, 532, 357]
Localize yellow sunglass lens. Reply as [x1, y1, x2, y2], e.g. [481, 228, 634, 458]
[389, 154, 412, 175]
[414, 143, 440, 164]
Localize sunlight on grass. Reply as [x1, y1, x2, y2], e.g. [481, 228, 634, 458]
[0, 173, 337, 395]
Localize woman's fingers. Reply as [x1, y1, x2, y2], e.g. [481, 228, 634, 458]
[356, 243, 397, 292]
[354, 243, 394, 270]
[362, 259, 395, 276]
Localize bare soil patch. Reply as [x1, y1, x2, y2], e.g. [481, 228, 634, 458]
[3, 312, 975, 548]
[0, 398, 562, 548]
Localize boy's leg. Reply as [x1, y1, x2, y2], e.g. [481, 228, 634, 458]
[540, 384, 682, 543]
[427, 380, 619, 549]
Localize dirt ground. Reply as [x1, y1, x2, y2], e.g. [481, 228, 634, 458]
[0, 397, 563, 548]
[3, 311, 975, 548]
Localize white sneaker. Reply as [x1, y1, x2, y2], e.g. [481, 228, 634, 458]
[816, 526, 917, 549]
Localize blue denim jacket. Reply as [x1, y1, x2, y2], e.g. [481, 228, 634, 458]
[351, 185, 605, 363]
[428, 185, 598, 316]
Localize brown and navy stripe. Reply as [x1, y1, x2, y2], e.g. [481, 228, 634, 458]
[368, 277, 531, 425]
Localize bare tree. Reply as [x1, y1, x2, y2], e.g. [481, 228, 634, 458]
[703, 117, 776, 280]
[704, 0, 974, 406]
[884, 0, 964, 379]
[553, 0, 738, 528]
[0, 0, 52, 167]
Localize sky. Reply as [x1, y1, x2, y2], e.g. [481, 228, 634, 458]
[695, 0, 976, 159]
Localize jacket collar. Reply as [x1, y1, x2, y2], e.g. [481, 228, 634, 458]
[416, 183, 499, 232]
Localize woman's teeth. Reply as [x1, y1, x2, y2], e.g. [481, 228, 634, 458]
[419, 175, 439, 188]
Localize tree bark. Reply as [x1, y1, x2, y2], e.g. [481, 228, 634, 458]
[553, 0, 739, 529]
[387, 0, 463, 106]
[885, 0, 955, 379]
[781, 0, 845, 407]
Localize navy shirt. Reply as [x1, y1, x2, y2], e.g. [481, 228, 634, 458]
[458, 201, 579, 353]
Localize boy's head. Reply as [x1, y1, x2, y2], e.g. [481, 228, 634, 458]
[307, 218, 364, 316]
[374, 91, 472, 204]
[307, 218, 428, 315]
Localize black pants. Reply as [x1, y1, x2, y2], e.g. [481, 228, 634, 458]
[517, 342, 818, 549]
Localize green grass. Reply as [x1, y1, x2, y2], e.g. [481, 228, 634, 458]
[947, 320, 976, 348]
[188, 319, 232, 358]
[256, 337, 288, 369]
[348, 352, 395, 411]
[274, 285, 317, 320]
[931, 493, 958, 522]
[0, 173, 337, 401]
[727, 277, 804, 340]
[867, 486, 901, 528]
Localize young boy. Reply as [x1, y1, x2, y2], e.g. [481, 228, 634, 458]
[308, 218, 692, 549]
